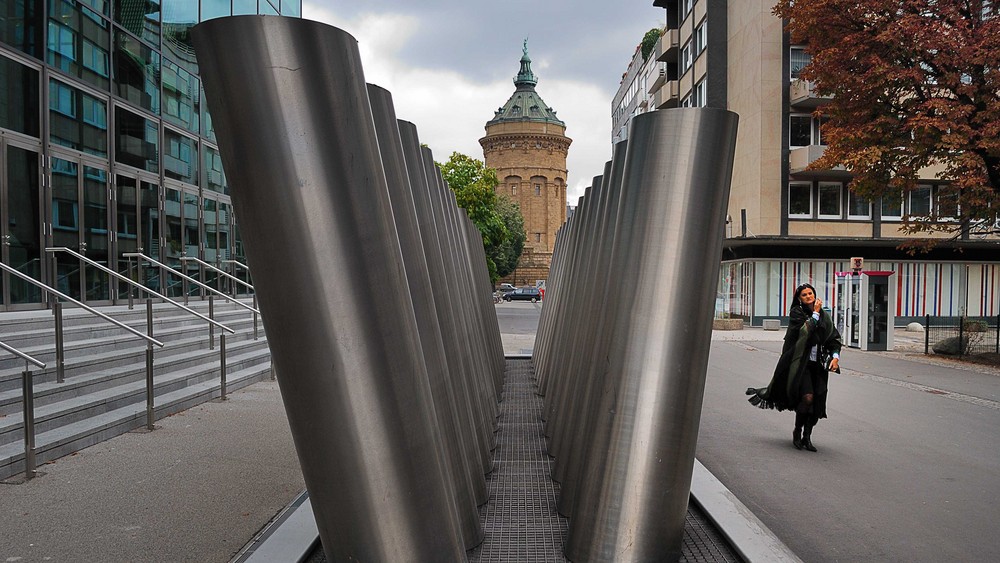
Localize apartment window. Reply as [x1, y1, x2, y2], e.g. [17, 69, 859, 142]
[936, 187, 959, 219]
[680, 41, 691, 73]
[789, 115, 813, 147]
[681, 0, 693, 18]
[847, 190, 871, 219]
[535, 233, 541, 243]
[694, 21, 707, 56]
[818, 182, 842, 218]
[511, 184, 517, 196]
[909, 185, 932, 217]
[693, 79, 707, 107]
[881, 193, 904, 219]
[789, 183, 812, 217]
[534, 183, 541, 196]
[790, 47, 811, 80]
[681, 94, 691, 108]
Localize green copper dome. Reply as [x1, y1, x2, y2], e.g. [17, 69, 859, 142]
[487, 40, 565, 127]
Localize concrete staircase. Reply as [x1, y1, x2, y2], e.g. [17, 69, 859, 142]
[0, 297, 272, 480]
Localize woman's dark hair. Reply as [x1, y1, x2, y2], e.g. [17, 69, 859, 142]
[791, 283, 817, 314]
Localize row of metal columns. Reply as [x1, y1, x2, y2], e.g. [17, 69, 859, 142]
[533, 109, 739, 562]
[193, 16, 504, 562]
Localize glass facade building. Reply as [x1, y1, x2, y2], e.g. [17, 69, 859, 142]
[0, 0, 301, 309]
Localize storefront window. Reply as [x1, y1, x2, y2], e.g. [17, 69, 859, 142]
[49, 78, 108, 157]
[0, 55, 40, 136]
[115, 106, 159, 173]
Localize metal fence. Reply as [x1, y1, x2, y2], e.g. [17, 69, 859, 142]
[924, 315, 1000, 364]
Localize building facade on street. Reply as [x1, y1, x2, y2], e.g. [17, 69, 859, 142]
[612, 0, 1000, 325]
[480, 42, 571, 286]
[0, 0, 301, 311]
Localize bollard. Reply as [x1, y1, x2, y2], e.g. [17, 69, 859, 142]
[194, 16, 464, 561]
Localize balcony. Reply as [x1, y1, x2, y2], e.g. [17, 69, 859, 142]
[789, 145, 849, 177]
[646, 60, 666, 94]
[652, 80, 680, 109]
[789, 79, 833, 109]
[656, 29, 679, 63]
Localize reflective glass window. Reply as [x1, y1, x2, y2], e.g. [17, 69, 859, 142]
[83, 165, 110, 300]
[818, 182, 842, 218]
[280, 0, 301, 17]
[0, 0, 45, 58]
[115, 106, 159, 173]
[161, 0, 197, 73]
[162, 58, 199, 133]
[232, 0, 255, 15]
[49, 79, 108, 157]
[881, 193, 903, 219]
[6, 146, 43, 304]
[789, 115, 812, 147]
[259, 0, 278, 15]
[936, 187, 959, 219]
[788, 183, 811, 217]
[47, 0, 111, 90]
[201, 87, 215, 142]
[164, 127, 197, 185]
[113, 29, 160, 114]
[114, 0, 160, 46]
[202, 0, 229, 20]
[790, 47, 811, 80]
[847, 190, 870, 219]
[202, 145, 226, 194]
[909, 185, 932, 217]
[0, 55, 40, 136]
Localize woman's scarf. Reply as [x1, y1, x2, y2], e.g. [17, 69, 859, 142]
[746, 305, 841, 411]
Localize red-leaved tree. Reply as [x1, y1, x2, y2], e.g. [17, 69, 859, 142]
[773, 0, 1000, 241]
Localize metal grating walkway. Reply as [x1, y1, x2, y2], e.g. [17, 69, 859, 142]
[309, 359, 739, 562]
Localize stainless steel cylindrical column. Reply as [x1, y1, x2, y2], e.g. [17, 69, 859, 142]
[564, 108, 738, 562]
[193, 16, 463, 561]
[367, 83, 484, 548]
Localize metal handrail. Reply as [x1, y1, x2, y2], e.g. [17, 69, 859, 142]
[123, 253, 260, 315]
[0, 340, 46, 369]
[46, 247, 235, 335]
[180, 256, 254, 292]
[222, 259, 250, 272]
[0, 262, 164, 348]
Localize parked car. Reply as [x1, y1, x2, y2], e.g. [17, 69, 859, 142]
[498, 283, 516, 293]
[504, 287, 542, 303]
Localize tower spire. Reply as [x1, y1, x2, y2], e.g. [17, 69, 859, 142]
[515, 38, 537, 88]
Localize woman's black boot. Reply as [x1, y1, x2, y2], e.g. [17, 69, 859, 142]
[793, 427, 803, 450]
[802, 425, 817, 452]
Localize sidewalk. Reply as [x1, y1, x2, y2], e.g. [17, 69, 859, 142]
[0, 380, 304, 562]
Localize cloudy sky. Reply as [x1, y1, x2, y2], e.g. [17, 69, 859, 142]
[303, 1, 666, 203]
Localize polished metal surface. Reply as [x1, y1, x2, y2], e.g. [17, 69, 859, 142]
[367, 83, 484, 548]
[46, 247, 234, 334]
[123, 253, 259, 315]
[179, 255, 255, 293]
[533, 109, 738, 562]
[193, 16, 464, 561]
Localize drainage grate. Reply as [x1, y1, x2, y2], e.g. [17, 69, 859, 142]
[308, 359, 741, 562]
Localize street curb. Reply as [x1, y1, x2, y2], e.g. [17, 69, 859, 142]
[690, 458, 803, 563]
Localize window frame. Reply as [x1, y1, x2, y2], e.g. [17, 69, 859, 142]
[847, 189, 871, 220]
[817, 182, 843, 219]
[788, 182, 813, 218]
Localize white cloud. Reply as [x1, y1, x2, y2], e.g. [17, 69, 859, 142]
[305, 3, 612, 204]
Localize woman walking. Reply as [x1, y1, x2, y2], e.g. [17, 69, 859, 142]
[747, 283, 843, 452]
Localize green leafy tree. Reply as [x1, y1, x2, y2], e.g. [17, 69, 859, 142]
[773, 0, 1000, 242]
[437, 152, 512, 282]
[491, 196, 526, 280]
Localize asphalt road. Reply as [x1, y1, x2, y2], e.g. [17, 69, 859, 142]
[497, 305, 1000, 562]
[699, 339, 1000, 563]
[494, 301, 542, 335]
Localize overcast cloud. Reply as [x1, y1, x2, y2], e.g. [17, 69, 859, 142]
[303, 1, 665, 203]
